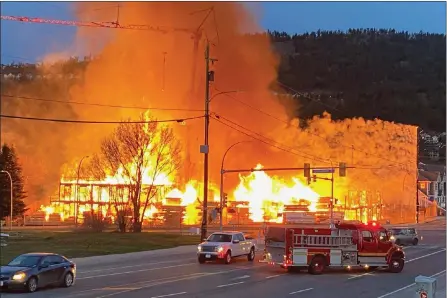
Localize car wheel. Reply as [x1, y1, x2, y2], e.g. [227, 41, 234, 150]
[26, 277, 38, 293]
[224, 251, 232, 264]
[388, 258, 404, 273]
[308, 256, 326, 275]
[198, 256, 206, 264]
[62, 272, 74, 288]
[247, 248, 255, 261]
[412, 238, 418, 246]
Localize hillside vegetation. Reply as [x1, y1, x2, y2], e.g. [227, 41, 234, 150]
[1, 29, 446, 131]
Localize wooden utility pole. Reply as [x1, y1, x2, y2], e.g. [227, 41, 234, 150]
[200, 41, 211, 241]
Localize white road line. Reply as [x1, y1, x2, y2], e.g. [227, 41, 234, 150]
[79, 259, 194, 273]
[265, 274, 281, 279]
[151, 292, 187, 298]
[77, 263, 196, 280]
[289, 288, 314, 295]
[376, 270, 446, 298]
[347, 248, 446, 280]
[347, 273, 373, 280]
[217, 281, 245, 288]
[406, 248, 446, 263]
[231, 275, 250, 280]
[66, 266, 263, 297]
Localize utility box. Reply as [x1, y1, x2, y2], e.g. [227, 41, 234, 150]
[415, 275, 436, 298]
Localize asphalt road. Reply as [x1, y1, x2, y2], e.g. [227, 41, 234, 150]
[2, 229, 445, 298]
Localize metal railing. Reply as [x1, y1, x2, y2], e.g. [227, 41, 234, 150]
[293, 234, 353, 247]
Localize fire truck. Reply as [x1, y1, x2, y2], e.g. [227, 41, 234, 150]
[261, 221, 405, 275]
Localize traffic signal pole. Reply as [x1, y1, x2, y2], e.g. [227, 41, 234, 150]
[220, 164, 352, 230]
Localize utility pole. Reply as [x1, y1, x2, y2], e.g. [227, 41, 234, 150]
[200, 41, 212, 241]
[416, 129, 419, 224]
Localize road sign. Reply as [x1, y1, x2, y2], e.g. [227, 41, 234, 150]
[312, 168, 334, 174]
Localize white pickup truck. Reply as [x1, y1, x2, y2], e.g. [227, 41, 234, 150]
[197, 231, 256, 264]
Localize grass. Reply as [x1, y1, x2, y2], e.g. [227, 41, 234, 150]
[0, 231, 200, 265]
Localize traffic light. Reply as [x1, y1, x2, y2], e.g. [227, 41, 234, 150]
[223, 193, 228, 207]
[339, 162, 347, 177]
[313, 175, 317, 182]
[304, 163, 310, 177]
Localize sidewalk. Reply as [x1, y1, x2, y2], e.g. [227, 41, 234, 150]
[387, 272, 446, 298]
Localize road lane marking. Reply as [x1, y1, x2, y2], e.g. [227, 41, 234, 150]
[289, 288, 313, 295]
[66, 266, 266, 297]
[265, 274, 281, 279]
[231, 275, 250, 280]
[406, 248, 446, 263]
[102, 287, 141, 290]
[78, 259, 195, 274]
[217, 281, 245, 288]
[346, 248, 446, 280]
[77, 263, 196, 279]
[151, 292, 187, 298]
[347, 273, 374, 280]
[376, 270, 446, 298]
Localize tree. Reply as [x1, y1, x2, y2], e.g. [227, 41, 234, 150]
[0, 144, 27, 220]
[92, 113, 182, 233]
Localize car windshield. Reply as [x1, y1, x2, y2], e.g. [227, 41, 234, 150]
[207, 234, 232, 242]
[7, 255, 41, 267]
[390, 229, 403, 235]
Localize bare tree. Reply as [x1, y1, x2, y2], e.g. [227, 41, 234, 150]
[97, 114, 181, 232]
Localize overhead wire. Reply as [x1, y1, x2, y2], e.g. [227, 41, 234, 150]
[217, 89, 415, 169]
[1, 94, 204, 112]
[0, 114, 204, 124]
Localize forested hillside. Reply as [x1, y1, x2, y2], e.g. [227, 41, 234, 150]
[270, 29, 446, 132]
[1, 29, 446, 131]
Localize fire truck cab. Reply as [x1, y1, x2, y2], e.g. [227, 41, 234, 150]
[261, 221, 405, 275]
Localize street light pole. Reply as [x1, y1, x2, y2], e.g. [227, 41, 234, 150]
[1, 170, 13, 231]
[219, 141, 253, 231]
[75, 155, 89, 227]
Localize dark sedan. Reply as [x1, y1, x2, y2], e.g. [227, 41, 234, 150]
[0, 253, 76, 293]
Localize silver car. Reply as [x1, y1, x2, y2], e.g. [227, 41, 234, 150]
[389, 227, 421, 246]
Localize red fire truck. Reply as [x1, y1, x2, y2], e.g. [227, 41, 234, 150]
[261, 221, 405, 275]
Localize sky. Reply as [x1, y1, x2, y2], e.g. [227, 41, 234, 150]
[1, 1, 446, 64]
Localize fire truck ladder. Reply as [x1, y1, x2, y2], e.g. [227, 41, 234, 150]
[294, 235, 353, 247]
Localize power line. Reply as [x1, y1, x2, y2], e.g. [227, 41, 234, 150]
[0, 114, 204, 124]
[212, 114, 331, 164]
[1, 94, 204, 113]
[218, 90, 414, 169]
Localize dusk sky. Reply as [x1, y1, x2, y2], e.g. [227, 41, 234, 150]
[1, 1, 445, 64]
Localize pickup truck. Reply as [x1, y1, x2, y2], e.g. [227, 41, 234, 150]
[197, 231, 256, 264]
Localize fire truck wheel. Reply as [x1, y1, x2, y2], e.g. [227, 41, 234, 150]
[224, 251, 232, 264]
[247, 248, 255, 261]
[308, 256, 326, 275]
[388, 258, 404, 273]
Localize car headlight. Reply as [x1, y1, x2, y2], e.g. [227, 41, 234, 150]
[215, 246, 224, 253]
[390, 236, 395, 240]
[198, 245, 202, 252]
[12, 272, 26, 281]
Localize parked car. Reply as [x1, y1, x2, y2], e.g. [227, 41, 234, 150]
[197, 231, 256, 264]
[0, 253, 76, 292]
[389, 227, 421, 246]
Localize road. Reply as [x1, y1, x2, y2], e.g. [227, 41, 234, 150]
[2, 229, 445, 298]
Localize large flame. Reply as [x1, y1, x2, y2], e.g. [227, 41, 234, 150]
[233, 164, 320, 223]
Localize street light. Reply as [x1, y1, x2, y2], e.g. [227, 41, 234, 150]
[74, 155, 89, 227]
[219, 140, 254, 231]
[1, 170, 13, 231]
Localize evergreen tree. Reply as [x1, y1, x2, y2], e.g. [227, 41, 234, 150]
[0, 144, 27, 220]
